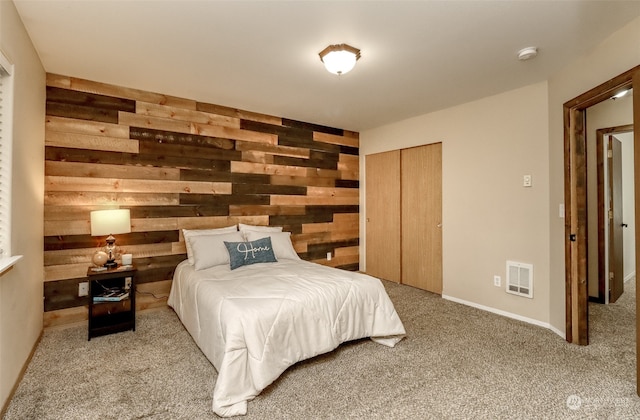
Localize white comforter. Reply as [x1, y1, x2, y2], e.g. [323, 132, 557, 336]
[167, 259, 406, 417]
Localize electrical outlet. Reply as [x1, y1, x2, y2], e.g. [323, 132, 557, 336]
[493, 275, 501, 287]
[327, 252, 332, 261]
[78, 282, 89, 297]
[125, 277, 132, 290]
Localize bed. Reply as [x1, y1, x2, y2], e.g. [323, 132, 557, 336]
[167, 226, 406, 417]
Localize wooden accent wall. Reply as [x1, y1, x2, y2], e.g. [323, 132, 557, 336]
[43, 74, 359, 328]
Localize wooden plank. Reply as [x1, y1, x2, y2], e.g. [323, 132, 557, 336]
[129, 126, 236, 151]
[45, 263, 88, 282]
[338, 153, 359, 172]
[313, 131, 359, 148]
[281, 118, 343, 137]
[340, 170, 359, 181]
[306, 186, 359, 197]
[46, 102, 119, 124]
[335, 246, 360, 257]
[231, 161, 308, 177]
[45, 177, 232, 195]
[43, 306, 87, 328]
[119, 112, 192, 134]
[44, 205, 123, 221]
[130, 217, 179, 232]
[270, 195, 359, 206]
[270, 175, 335, 188]
[136, 280, 172, 304]
[45, 131, 139, 153]
[313, 254, 359, 268]
[47, 86, 136, 112]
[46, 115, 130, 138]
[177, 215, 268, 230]
[136, 101, 240, 128]
[44, 192, 179, 206]
[196, 101, 282, 126]
[229, 205, 306, 216]
[45, 161, 181, 180]
[193, 123, 278, 145]
[53, 74, 197, 110]
[44, 243, 175, 266]
[333, 213, 359, 225]
[306, 168, 341, 179]
[241, 151, 275, 164]
[335, 179, 359, 189]
[45, 231, 178, 251]
[120, 179, 231, 194]
[235, 141, 310, 159]
[44, 220, 90, 236]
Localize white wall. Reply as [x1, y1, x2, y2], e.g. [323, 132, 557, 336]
[360, 81, 551, 325]
[361, 14, 640, 337]
[0, 0, 45, 411]
[548, 16, 640, 333]
[620, 132, 636, 282]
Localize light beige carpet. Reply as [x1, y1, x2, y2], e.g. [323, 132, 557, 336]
[4, 279, 639, 419]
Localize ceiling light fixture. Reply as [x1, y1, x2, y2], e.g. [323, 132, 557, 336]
[612, 89, 631, 100]
[319, 44, 361, 75]
[517, 46, 538, 61]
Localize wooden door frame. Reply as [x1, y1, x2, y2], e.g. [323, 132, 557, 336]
[564, 65, 639, 346]
[595, 125, 634, 304]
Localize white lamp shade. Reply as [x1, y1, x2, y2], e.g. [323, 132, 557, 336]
[90, 209, 131, 236]
[319, 44, 361, 75]
[322, 50, 357, 75]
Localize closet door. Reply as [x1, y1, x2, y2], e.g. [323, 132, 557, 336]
[401, 143, 442, 293]
[365, 150, 401, 282]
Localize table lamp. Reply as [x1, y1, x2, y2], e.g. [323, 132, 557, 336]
[90, 209, 131, 268]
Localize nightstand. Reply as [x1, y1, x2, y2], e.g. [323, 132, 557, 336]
[87, 265, 137, 341]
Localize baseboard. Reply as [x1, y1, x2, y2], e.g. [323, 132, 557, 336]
[624, 271, 636, 283]
[1, 329, 43, 418]
[442, 294, 566, 340]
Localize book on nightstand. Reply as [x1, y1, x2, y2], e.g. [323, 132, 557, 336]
[93, 289, 129, 302]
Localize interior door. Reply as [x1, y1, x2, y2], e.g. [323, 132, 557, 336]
[401, 143, 443, 294]
[365, 150, 401, 282]
[608, 135, 624, 303]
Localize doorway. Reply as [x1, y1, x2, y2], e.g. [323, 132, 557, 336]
[564, 65, 640, 394]
[594, 126, 635, 305]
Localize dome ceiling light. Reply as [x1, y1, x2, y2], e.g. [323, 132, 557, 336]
[319, 44, 361, 75]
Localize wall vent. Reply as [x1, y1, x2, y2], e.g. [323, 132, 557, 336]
[506, 261, 533, 298]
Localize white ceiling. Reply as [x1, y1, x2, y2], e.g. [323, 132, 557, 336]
[12, 0, 640, 132]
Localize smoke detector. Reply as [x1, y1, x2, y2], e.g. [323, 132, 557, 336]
[517, 47, 538, 61]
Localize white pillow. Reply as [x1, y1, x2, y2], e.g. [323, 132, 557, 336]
[183, 225, 237, 264]
[190, 231, 245, 271]
[238, 223, 283, 241]
[245, 231, 300, 261]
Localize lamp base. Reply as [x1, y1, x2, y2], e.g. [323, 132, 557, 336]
[104, 260, 117, 269]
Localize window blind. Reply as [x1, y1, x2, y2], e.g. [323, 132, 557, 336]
[0, 51, 13, 259]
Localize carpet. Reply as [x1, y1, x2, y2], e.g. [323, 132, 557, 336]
[4, 279, 640, 419]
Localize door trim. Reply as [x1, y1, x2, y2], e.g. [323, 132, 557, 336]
[564, 65, 638, 346]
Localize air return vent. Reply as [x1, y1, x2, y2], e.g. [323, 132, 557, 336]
[506, 261, 533, 298]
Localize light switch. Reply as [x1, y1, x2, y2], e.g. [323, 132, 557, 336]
[523, 175, 532, 187]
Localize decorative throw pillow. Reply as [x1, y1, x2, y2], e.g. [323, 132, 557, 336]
[245, 231, 300, 260]
[224, 237, 278, 270]
[190, 231, 244, 271]
[183, 225, 238, 265]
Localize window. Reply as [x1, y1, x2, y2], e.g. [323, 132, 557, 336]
[0, 50, 22, 274]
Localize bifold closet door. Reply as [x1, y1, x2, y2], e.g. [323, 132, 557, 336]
[401, 143, 443, 294]
[365, 150, 401, 283]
